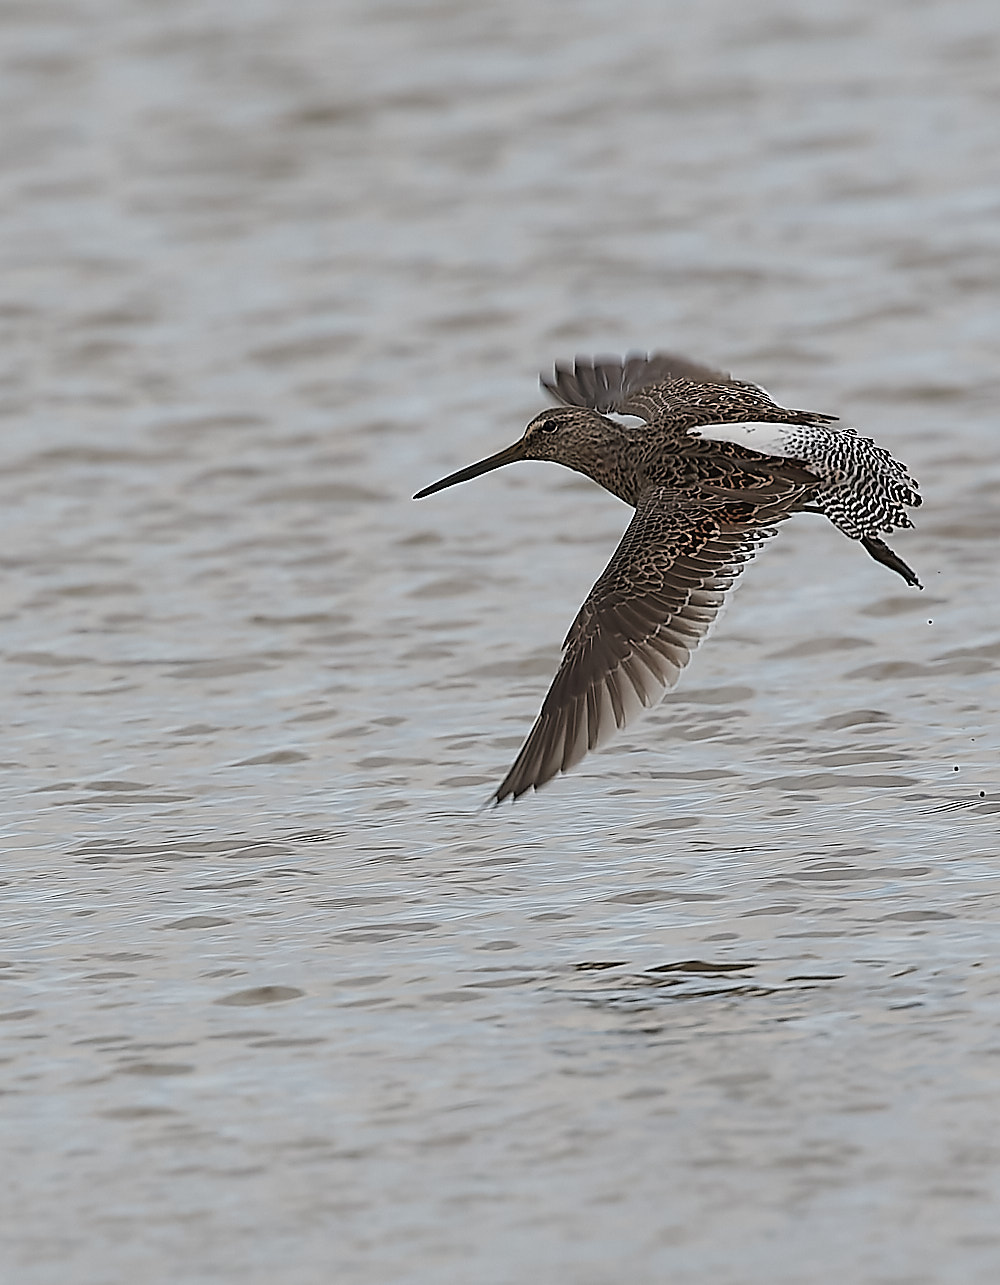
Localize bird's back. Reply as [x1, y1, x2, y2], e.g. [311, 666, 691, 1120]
[544, 352, 920, 543]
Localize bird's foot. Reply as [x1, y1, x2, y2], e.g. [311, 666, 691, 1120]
[861, 534, 922, 589]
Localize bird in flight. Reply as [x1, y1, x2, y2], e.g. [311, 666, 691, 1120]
[414, 353, 921, 804]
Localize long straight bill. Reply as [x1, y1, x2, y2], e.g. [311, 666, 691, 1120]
[413, 441, 526, 499]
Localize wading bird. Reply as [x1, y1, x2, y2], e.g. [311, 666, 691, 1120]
[414, 353, 921, 804]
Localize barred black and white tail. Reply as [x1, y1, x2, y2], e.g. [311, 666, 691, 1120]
[690, 420, 921, 538]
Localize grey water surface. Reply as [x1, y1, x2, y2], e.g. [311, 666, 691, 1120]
[3, 1, 1000, 1282]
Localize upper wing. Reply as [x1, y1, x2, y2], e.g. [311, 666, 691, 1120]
[541, 351, 839, 434]
[492, 487, 787, 804]
[542, 351, 737, 414]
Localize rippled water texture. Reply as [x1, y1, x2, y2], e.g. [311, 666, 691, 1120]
[3, 1, 1000, 1281]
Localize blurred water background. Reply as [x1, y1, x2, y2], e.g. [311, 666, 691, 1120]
[2, 1, 999, 1281]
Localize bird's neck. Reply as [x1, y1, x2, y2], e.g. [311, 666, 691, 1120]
[558, 419, 641, 505]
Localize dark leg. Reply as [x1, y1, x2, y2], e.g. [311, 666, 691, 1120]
[861, 535, 922, 589]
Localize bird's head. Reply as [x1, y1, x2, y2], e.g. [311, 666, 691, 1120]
[413, 407, 621, 499]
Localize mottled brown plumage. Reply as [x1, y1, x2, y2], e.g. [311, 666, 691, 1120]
[414, 352, 921, 803]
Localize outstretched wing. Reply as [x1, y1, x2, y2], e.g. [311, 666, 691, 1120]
[542, 351, 736, 413]
[542, 351, 839, 434]
[493, 487, 788, 804]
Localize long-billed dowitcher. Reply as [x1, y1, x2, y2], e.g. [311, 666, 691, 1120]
[414, 353, 921, 804]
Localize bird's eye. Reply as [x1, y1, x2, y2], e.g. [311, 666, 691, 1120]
[535, 416, 559, 433]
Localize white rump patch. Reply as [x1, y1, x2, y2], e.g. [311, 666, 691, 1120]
[688, 420, 817, 470]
